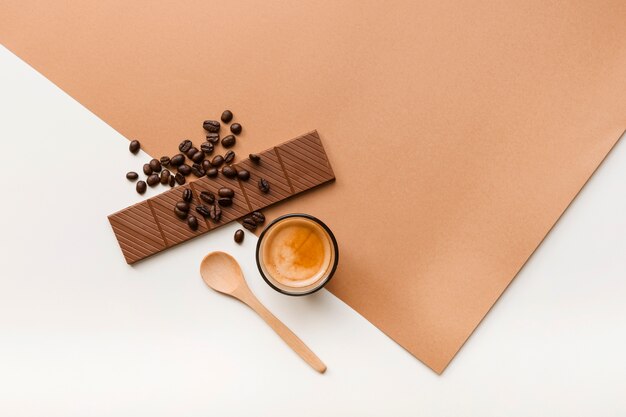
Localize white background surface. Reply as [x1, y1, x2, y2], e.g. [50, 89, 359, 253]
[1, 45, 625, 416]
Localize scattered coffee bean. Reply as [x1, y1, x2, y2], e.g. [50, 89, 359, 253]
[171, 154, 185, 167]
[218, 197, 233, 207]
[136, 180, 147, 194]
[143, 163, 153, 176]
[191, 150, 204, 164]
[186, 147, 199, 159]
[210, 203, 222, 222]
[195, 205, 210, 218]
[129, 140, 141, 154]
[160, 156, 171, 167]
[126, 171, 139, 181]
[191, 165, 205, 177]
[182, 188, 193, 202]
[249, 153, 261, 163]
[147, 174, 160, 186]
[203, 120, 220, 133]
[175, 172, 186, 185]
[251, 211, 265, 224]
[218, 187, 235, 198]
[200, 191, 215, 205]
[234, 229, 244, 243]
[160, 169, 171, 185]
[149, 158, 162, 173]
[178, 164, 192, 176]
[206, 133, 220, 144]
[221, 135, 236, 148]
[176, 201, 190, 212]
[237, 169, 250, 181]
[187, 215, 199, 231]
[200, 142, 214, 155]
[201, 160, 212, 172]
[211, 155, 224, 167]
[179, 139, 193, 153]
[206, 167, 218, 177]
[222, 165, 237, 178]
[224, 150, 235, 164]
[258, 178, 270, 193]
[230, 123, 242, 135]
[169, 175, 176, 187]
[242, 217, 257, 231]
[221, 110, 233, 123]
[174, 206, 188, 220]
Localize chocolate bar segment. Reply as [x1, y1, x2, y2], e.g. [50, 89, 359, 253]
[235, 148, 293, 211]
[108, 200, 167, 264]
[109, 130, 335, 264]
[276, 131, 335, 193]
[150, 185, 210, 246]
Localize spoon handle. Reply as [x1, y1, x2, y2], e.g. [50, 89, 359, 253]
[241, 292, 327, 373]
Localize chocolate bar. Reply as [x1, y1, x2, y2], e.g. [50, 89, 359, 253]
[108, 131, 335, 264]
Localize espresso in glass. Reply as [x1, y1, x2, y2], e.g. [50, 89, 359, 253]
[256, 214, 338, 296]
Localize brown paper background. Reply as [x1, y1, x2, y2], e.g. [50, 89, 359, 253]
[2, 0, 625, 373]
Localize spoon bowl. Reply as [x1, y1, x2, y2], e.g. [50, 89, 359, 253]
[199, 251, 327, 373]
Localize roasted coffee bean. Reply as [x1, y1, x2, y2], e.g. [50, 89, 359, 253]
[182, 188, 193, 202]
[201, 160, 211, 171]
[195, 205, 210, 218]
[206, 167, 218, 177]
[211, 155, 224, 167]
[230, 123, 242, 135]
[258, 178, 270, 193]
[174, 206, 188, 220]
[160, 156, 171, 167]
[160, 169, 171, 185]
[206, 133, 220, 144]
[171, 153, 185, 167]
[234, 229, 244, 243]
[200, 191, 215, 205]
[191, 165, 205, 177]
[249, 153, 261, 163]
[178, 164, 192, 176]
[179, 139, 193, 153]
[221, 110, 233, 123]
[186, 147, 199, 159]
[200, 142, 214, 155]
[218, 187, 234, 198]
[237, 169, 250, 181]
[218, 197, 233, 207]
[222, 165, 237, 178]
[136, 180, 147, 194]
[223, 150, 235, 164]
[129, 140, 141, 154]
[203, 120, 220, 133]
[191, 150, 205, 164]
[221, 135, 236, 148]
[242, 217, 257, 231]
[169, 175, 176, 187]
[147, 174, 160, 186]
[251, 211, 265, 224]
[175, 172, 186, 185]
[126, 171, 139, 181]
[176, 201, 190, 212]
[149, 158, 162, 173]
[187, 215, 199, 231]
[209, 203, 222, 222]
[143, 163, 153, 176]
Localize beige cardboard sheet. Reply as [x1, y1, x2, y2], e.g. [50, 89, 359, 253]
[2, 0, 625, 373]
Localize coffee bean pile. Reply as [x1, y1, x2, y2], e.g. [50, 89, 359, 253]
[232, 211, 265, 242]
[125, 110, 269, 232]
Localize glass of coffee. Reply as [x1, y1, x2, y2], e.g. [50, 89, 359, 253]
[256, 214, 339, 296]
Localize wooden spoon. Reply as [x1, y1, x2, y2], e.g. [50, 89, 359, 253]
[200, 251, 327, 373]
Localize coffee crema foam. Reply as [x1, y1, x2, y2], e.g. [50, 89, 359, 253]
[260, 218, 332, 288]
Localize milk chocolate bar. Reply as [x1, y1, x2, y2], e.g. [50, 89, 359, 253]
[108, 131, 334, 264]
